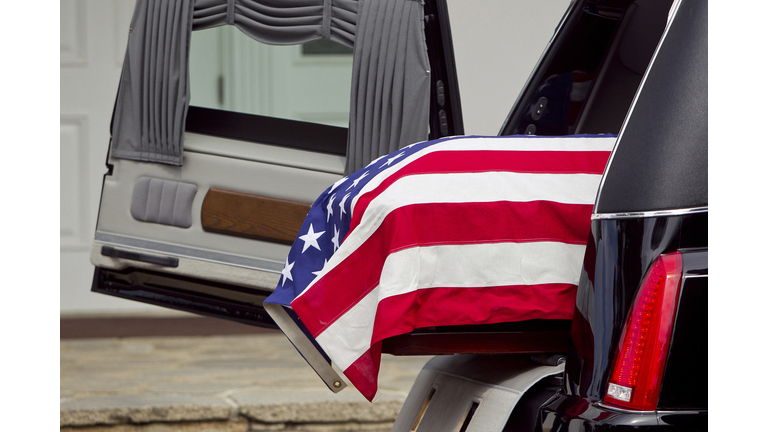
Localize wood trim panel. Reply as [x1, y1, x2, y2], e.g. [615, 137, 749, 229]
[201, 188, 311, 245]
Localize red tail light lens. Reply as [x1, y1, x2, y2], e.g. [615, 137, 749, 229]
[604, 252, 683, 411]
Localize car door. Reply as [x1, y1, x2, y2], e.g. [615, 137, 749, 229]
[89, 0, 463, 328]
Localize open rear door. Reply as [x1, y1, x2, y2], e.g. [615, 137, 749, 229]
[90, 0, 463, 329]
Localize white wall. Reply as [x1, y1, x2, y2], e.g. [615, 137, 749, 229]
[59, 0, 572, 316]
[60, 0, 175, 316]
[447, 0, 572, 135]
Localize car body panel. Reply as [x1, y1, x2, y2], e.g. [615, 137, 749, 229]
[392, 355, 564, 432]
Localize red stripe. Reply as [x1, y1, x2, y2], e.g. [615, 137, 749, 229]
[351, 150, 610, 230]
[292, 200, 591, 336]
[372, 283, 577, 343]
[341, 283, 577, 401]
[342, 344, 382, 402]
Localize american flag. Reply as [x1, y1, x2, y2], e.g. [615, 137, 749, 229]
[264, 134, 615, 401]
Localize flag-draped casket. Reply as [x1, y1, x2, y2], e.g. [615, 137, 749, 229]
[264, 134, 616, 401]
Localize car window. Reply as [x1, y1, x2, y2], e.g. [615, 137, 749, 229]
[501, 0, 672, 137]
[511, 7, 619, 136]
[189, 25, 353, 129]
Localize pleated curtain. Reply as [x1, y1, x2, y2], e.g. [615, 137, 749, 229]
[111, 0, 195, 166]
[192, 0, 357, 47]
[345, 0, 429, 174]
[110, 0, 430, 170]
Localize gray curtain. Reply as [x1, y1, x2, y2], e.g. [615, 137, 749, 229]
[110, 0, 430, 170]
[111, 0, 195, 166]
[345, 0, 430, 174]
[192, 0, 357, 48]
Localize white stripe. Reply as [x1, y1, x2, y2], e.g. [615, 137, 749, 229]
[315, 286, 379, 371]
[351, 135, 616, 213]
[380, 242, 586, 298]
[315, 241, 586, 370]
[296, 171, 600, 298]
[371, 171, 601, 208]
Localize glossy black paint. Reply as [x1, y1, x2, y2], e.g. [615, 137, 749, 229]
[567, 214, 689, 399]
[537, 393, 707, 431]
[423, 0, 464, 139]
[595, 0, 707, 214]
[537, 1, 709, 427]
[536, 212, 707, 431]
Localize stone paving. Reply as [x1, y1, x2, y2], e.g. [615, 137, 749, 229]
[60, 334, 431, 431]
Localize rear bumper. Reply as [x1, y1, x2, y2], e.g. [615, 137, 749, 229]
[538, 394, 707, 431]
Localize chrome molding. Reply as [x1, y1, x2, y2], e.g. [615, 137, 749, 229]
[595, 402, 655, 415]
[592, 207, 707, 220]
[94, 232, 284, 273]
[596, 401, 706, 416]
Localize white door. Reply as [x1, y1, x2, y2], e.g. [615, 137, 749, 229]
[60, 0, 177, 315]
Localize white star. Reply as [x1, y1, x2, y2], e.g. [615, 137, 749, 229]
[347, 171, 370, 190]
[331, 226, 340, 252]
[311, 259, 328, 278]
[298, 224, 325, 253]
[280, 258, 294, 287]
[380, 152, 405, 168]
[326, 195, 335, 222]
[328, 177, 347, 194]
[366, 154, 387, 168]
[339, 193, 351, 218]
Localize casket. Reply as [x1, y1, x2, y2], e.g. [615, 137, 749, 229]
[264, 134, 616, 401]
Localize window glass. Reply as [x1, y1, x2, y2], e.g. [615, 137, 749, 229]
[189, 26, 353, 128]
[510, 10, 618, 136]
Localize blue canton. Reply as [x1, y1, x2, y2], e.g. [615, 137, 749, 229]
[264, 138, 447, 307]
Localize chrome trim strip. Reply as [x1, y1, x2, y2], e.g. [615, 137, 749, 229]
[592, 207, 707, 220]
[593, 0, 684, 208]
[94, 232, 284, 273]
[657, 409, 708, 415]
[596, 402, 706, 416]
[595, 402, 655, 415]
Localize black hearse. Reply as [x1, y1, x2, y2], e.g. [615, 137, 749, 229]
[543, 0, 707, 428]
[90, 0, 707, 430]
[389, 1, 706, 430]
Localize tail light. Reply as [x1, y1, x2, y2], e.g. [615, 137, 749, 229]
[604, 252, 683, 411]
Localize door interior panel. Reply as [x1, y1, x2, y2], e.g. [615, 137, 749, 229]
[92, 132, 345, 311]
[95, 133, 343, 268]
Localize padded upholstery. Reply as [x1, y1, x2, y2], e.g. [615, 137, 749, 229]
[130, 177, 198, 228]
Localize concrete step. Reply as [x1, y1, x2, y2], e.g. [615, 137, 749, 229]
[60, 333, 431, 431]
